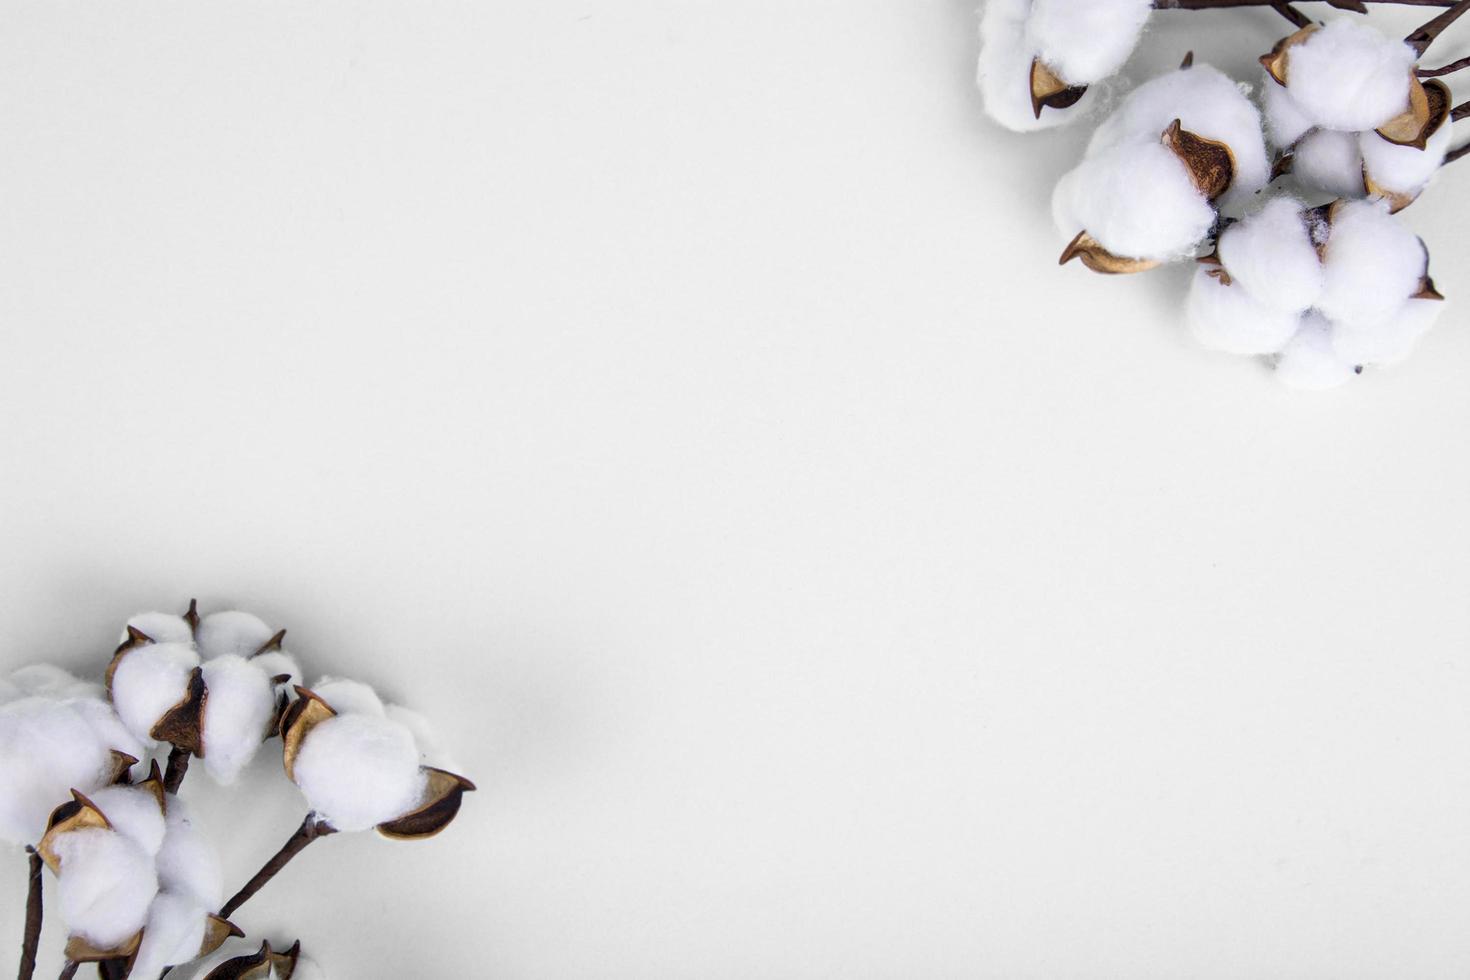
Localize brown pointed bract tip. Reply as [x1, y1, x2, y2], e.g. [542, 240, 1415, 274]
[1272, 150, 1295, 181]
[1161, 119, 1235, 202]
[107, 751, 139, 785]
[199, 916, 246, 959]
[1059, 231, 1161, 275]
[1362, 165, 1417, 213]
[253, 628, 287, 656]
[1180, 50, 1194, 70]
[1414, 276, 1445, 301]
[1260, 23, 1318, 86]
[136, 760, 168, 813]
[1029, 58, 1087, 120]
[202, 941, 273, 980]
[282, 686, 338, 781]
[377, 767, 478, 841]
[107, 625, 156, 690]
[37, 791, 113, 872]
[62, 932, 140, 964]
[183, 598, 200, 633]
[150, 666, 208, 757]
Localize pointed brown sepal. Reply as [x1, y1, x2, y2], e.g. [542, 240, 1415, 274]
[1196, 252, 1233, 286]
[1271, 149, 1296, 181]
[1161, 119, 1235, 202]
[1260, 24, 1319, 86]
[150, 666, 208, 757]
[1413, 276, 1445, 301]
[282, 686, 338, 781]
[62, 932, 140, 964]
[1362, 165, 1418, 213]
[106, 626, 156, 692]
[271, 939, 302, 979]
[1029, 58, 1087, 120]
[1058, 231, 1161, 275]
[1376, 77, 1449, 149]
[37, 790, 112, 873]
[198, 916, 246, 959]
[253, 629, 287, 656]
[203, 941, 274, 980]
[107, 751, 139, 786]
[135, 760, 168, 814]
[183, 599, 200, 634]
[377, 768, 478, 840]
[1180, 50, 1195, 70]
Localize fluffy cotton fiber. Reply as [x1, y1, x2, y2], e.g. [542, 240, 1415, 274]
[1025, 0, 1152, 86]
[1263, 71, 1316, 147]
[1216, 197, 1323, 312]
[1275, 314, 1358, 389]
[199, 655, 276, 784]
[1360, 121, 1453, 198]
[1283, 19, 1416, 132]
[110, 642, 201, 746]
[8, 665, 101, 702]
[196, 611, 277, 660]
[0, 693, 141, 846]
[292, 713, 427, 832]
[1053, 141, 1217, 260]
[129, 892, 209, 980]
[1331, 297, 1443, 366]
[1291, 129, 1366, 198]
[87, 785, 168, 857]
[155, 796, 224, 911]
[977, 0, 1079, 132]
[1186, 266, 1303, 355]
[53, 827, 160, 949]
[125, 613, 196, 646]
[312, 677, 386, 717]
[1316, 199, 1426, 326]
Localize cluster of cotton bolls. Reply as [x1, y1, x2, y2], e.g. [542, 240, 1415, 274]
[976, 0, 1466, 388]
[2, 601, 474, 980]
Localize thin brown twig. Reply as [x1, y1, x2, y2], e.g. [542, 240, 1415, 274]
[1418, 54, 1470, 75]
[219, 814, 337, 918]
[54, 965, 76, 980]
[1452, 99, 1470, 120]
[1446, 140, 1470, 163]
[1406, 0, 1470, 53]
[1271, 1, 1315, 25]
[162, 746, 190, 794]
[18, 848, 43, 980]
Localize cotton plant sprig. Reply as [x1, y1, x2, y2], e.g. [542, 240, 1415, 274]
[977, 0, 1470, 387]
[3, 601, 475, 980]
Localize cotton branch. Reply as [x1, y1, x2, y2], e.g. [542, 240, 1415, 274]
[162, 745, 190, 794]
[17, 848, 42, 980]
[1405, 0, 1470, 53]
[53, 964, 76, 980]
[1272, 1, 1315, 26]
[219, 814, 337, 918]
[1418, 54, 1470, 75]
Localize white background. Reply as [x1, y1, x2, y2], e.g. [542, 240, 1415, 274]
[3, 2, 1470, 977]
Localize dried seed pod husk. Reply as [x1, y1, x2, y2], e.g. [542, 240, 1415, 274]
[1375, 78, 1448, 150]
[1260, 24, 1320, 86]
[281, 686, 337, 781]
[1413, 276, 1445, 301]
[1271, 150, 1295, 181]
[203, 940, 300, 980]
[1029, 58, 1087, 120]
[135, 759, 168, 813]
[1362, 166, 1418, 213]
[108, 751, 140, 786]
[150, 666, 208, 756]
[63, 933, 140, 964]
[377, 767, 478, 840]
[253, 629, 287, 656]
[37, 790, 112, 872]
[182, 599, 201, 634]
[1161, 119, 1235, 203]
[1058, 231, 1161, 275]
[199, 916, 247, 959]
[106, 627, 155, 691]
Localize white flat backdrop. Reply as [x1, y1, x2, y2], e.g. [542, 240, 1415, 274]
[3, 2, 1470, 977]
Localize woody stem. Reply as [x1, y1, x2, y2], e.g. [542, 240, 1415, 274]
[1272, 2, 1314, 26]
[1406, 0, 1470, 53]
[162, 746, 190, 794]
[17, 849, 42, 980]
[219, 814, 337, 918]
[1418, 54, 1470, 75]
[54, 965, 76, 980]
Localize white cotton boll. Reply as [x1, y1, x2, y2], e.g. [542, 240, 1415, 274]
[1275, 314, 1357, 389]
[1360, 121, 1453, 197]
[0, 698, 126, 845]
[1332, 298, 1444, 366]
[125, 613, 196, 646]
[111, 642, 201, 746]
[1317, 199, 1425, 326]
[1085, 65, 1270, 203]
[1291, 129, 1365, 198]
[199, 656, 275, 784]
[1186, 266, 1303, 355]
[156, 797, 224, 910]
[129, 892, 208, 980]
[251, 651, 302, 691]
[1053, 141, 1216, 261]
[1216, 197, 1323, 312]
[1285, 19, 1415, 131]
[53, 828, 159, 949]
[385, 704, 459, 772]
[87, 786, 166, 857]
[69, 698, 146, 767]
[1262, 73, 1315, 147]
[9, 665, 101, 702]
[292, 713, 428, 832]
[977, 0, 1080, 132]
[196, 611, 276, 660]
[311, 677, 386, 717]
[1026, 0, 1151, 85]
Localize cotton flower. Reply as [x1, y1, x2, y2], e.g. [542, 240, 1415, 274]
[1054, 63, 1269, 271]
[977, 0, 1152, 131]
[0, 667, 141, 846]
[1183, 196, 1445, 386]
[282, 681, 473, 836]
[1262, 20, 1453, 212]
[108, 604, 301, 784]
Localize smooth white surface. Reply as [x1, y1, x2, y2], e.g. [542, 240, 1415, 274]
[2, 2, 1470, 977]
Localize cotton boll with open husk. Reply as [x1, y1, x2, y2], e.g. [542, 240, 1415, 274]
[1266, 20, 1416, 132]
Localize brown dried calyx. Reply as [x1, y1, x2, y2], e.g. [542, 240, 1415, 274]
[1030, 58, 1088, 120]
[1162, 119, 1236, 202]
[1196, 251, 1233, 286]
[1375, 77, 1451, 151]
[203, 939, 302, 980]
[1260, 24, 1320, 87]
[1058, 232, 1162, 275]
